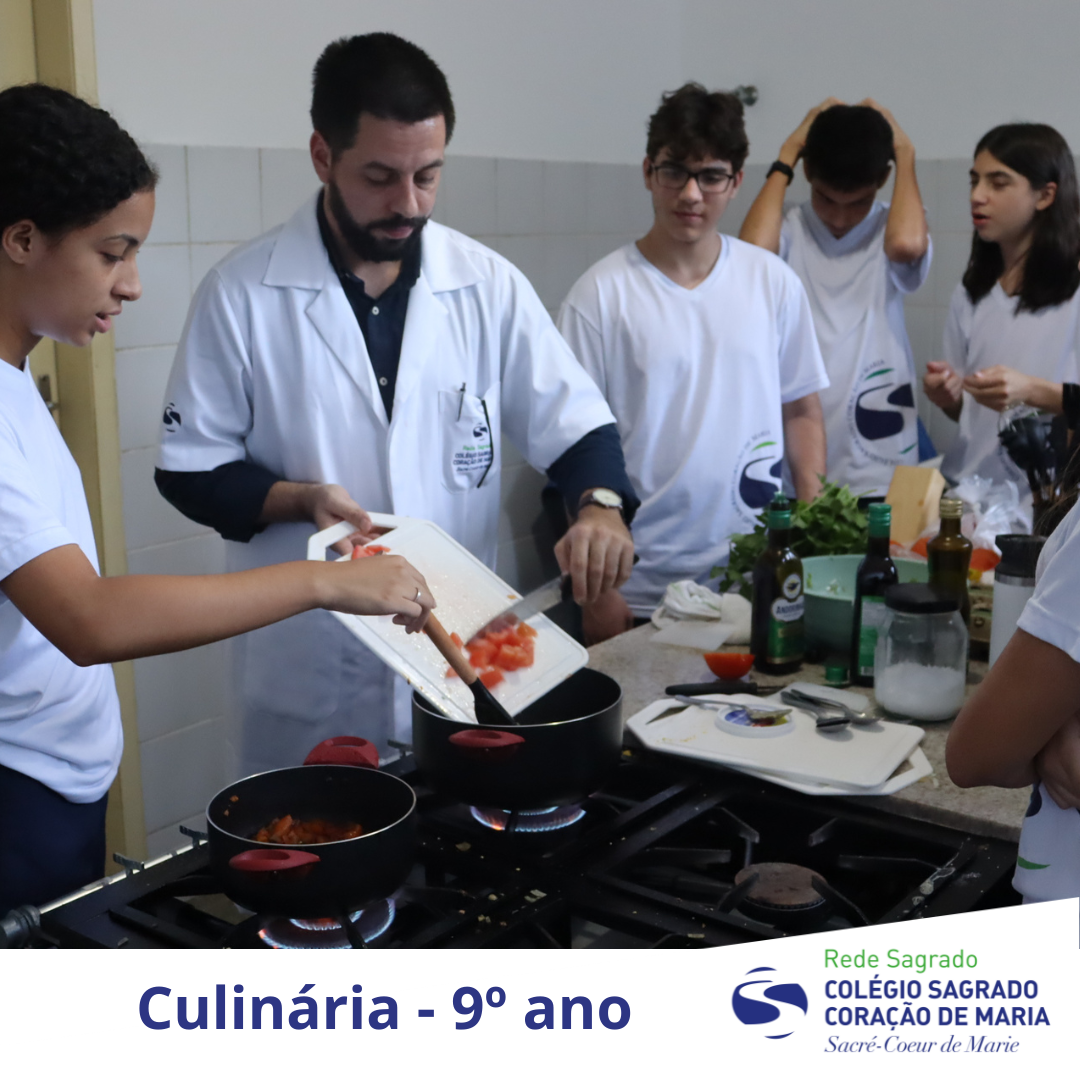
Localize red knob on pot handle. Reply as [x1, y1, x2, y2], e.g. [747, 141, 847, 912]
[229, 849, 321, 873]
[304, 736, 380, 769]
[449, 729, 526, 750]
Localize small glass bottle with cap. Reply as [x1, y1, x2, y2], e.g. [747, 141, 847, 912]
[851, 503, 899, 687]
[873, 583, 968, 721]
[927, 497, 973, 626]
[751, 495, 804, 674]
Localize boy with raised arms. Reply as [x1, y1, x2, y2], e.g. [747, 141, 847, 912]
[740, 100, 931, 496]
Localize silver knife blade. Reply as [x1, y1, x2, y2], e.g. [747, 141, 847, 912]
[467, 575, 573, 643]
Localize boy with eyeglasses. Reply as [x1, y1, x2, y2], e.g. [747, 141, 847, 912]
[559, 83, 828, 640]
[739, 100, 931, 496]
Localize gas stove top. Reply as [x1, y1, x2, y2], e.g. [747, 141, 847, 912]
[6, 749, 1020, 949]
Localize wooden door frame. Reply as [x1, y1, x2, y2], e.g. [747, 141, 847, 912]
[1, 0, 147, 863]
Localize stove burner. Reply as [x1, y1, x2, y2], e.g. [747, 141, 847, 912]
[258, 898, 396, 949]
[470, 805, 586, 833]
[735, 863, 826, 911]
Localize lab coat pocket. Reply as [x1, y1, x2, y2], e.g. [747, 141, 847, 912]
[439, 381, 501, 492]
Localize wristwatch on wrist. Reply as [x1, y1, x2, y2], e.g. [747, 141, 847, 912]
[767, 160, 795, 184]
[578, 488, 624, 514]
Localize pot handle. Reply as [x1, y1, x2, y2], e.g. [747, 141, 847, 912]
[449, 729, 526, 750]
[304, 736, 380, 769]
[229, 849, 321, 873]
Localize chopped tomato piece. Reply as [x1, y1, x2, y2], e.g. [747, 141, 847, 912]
[445, 666, 459, 679]
[468, 640, 499, 669]
[911, 537, 929, 558]
[486, 627, 517, 647]
[479, 668, 504, 689]
[366, 544, 391, 554]
[516, 622, 538, 639]
[496, 644, 531, 671]
[450, 631, 464, 649]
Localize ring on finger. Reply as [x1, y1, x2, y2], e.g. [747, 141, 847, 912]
[413, 587, 421, 603]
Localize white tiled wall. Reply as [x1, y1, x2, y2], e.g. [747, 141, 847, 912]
[117, 142, 977, 855]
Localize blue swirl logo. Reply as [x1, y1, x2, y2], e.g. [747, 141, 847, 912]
[732, 967, 809, 1039]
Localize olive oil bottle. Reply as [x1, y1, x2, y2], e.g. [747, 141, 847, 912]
[851, 503, 898, 687]
[927, 497, 973, 625]
[751, 500, 804, 674]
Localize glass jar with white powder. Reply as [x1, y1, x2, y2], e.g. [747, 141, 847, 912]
[873, 584, 968, 721]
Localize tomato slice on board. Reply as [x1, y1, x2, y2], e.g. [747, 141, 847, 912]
[479, 668, 504, 689]
[450, 631, 464, 649]
[495, 644, 531, 671]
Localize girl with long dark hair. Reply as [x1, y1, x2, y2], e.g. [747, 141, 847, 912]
[924, 123, 1080, 488]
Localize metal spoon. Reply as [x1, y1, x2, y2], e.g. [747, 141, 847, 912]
[671, 695, 793, 722]
[779, 690, 850, 731]
[780, 687, 875, 724]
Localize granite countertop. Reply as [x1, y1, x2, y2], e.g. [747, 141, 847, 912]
[587, 624, 1027, 844]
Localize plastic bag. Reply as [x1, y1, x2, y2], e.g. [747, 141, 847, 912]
[949, 475, 1032, 553]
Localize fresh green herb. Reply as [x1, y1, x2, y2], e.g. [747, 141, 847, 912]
[712, 481, 869, 599]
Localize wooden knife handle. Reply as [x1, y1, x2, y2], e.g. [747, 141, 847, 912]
[424, 614, 478, 686]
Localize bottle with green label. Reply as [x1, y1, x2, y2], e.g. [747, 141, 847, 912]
[751, 498, 804, 674]
[850, 503, 898, 687]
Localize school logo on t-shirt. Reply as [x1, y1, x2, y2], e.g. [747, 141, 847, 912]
[732, 432, 783, 526]
[847, 362, 917, 466]
[162, 403, 182, 433]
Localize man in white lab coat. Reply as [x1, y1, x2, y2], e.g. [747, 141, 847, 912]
[156, 33, 637, 776]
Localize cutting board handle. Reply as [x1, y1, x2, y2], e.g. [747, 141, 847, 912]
[306, 514, 407, 562]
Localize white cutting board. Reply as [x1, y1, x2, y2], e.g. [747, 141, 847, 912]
[308, 516, 588, 723]
[627, 693, 924, 790]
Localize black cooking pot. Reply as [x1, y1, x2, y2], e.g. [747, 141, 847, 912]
[206, 738, 416, 918]
[411, 668, 622, 810]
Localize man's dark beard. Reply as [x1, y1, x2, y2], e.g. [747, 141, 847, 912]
[326, 179, 428, 264]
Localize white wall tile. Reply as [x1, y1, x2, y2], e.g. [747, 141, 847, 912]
[543, 161, 587, 235]
[932, 231, 972, 306]
[915, 157, 942, 228]
[586, 232, 638, 266]
[500, 431, 526, 469]
[585, 163, 650, 235]
[145, 812, 207, 861]
[904, 305, 936, 376]
[190, 243, 238, 293]
[140, 716, 228, 835]
[114, 244, 192, 349]
[142, 144, 188, 244]
[115, 346, 175, 451]
[495, 158, 544, 236]
[121, 446, 212, 550]
[441, 156, 496, 236]
[938, 158, 974, 231]
[545, 234, 592, 309]
[128, 532, 227, 576]
[260, 148, 319, 231]
[134, 642, 228, 743]
[187, 147, 262, 243]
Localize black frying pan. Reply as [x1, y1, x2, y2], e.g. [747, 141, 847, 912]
[205, 738, 416, 919]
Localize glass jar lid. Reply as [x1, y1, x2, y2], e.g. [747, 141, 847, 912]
[884, 583, 961, 614]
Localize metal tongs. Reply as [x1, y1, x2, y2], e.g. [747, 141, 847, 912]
[779, 687, 874, 731]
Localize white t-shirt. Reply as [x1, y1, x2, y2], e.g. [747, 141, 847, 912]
[1013, 498, 1080, 901]
[942, 282, 1080, 487]
[780, 202, 931, 496]
[0, 359, 122, 802]
[558, 238, 829, 616]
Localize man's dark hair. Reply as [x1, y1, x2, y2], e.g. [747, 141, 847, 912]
[646, 83, 748, 171]
[311, 32, 455, 155]
[0, 83, 156, 236]
[802, 105, 894, 191]
[963, 123, 1080, 312]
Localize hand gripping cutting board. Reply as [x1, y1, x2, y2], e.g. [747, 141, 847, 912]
[308, 516, 588, 724]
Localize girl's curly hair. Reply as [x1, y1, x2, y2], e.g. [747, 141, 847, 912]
[0, 83, 157, 236]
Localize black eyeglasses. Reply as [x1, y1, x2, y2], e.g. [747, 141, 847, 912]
[649, 162, 737, 194]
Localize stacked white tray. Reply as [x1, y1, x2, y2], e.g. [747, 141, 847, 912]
[627, 683, 930, 796]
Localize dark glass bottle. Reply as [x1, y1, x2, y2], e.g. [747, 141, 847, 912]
[751, 502, 804, 674]
[927, 497, 972, 626]
[851, 503, 899, 687]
